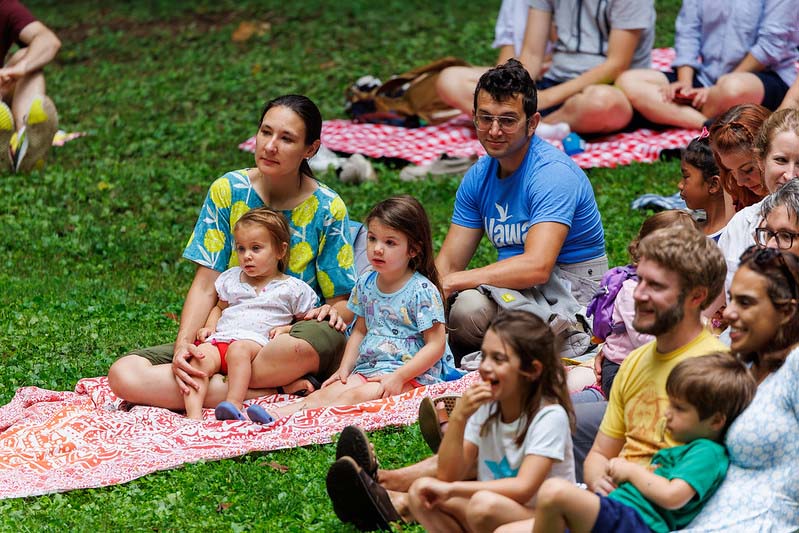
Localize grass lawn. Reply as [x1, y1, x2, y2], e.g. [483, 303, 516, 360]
[0, 0, 681, 530]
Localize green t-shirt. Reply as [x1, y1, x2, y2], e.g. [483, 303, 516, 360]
[608, 439, 728, 533]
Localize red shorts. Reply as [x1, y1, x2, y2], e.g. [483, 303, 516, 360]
[195, 340, 232, 374]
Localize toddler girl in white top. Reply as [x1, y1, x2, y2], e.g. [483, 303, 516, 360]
[183, 206, 316, 421]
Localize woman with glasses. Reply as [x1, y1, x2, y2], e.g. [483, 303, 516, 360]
[755, 179, 799, 256]
[684, 245, 799, 531]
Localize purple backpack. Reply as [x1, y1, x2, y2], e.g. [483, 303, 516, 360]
[586, 265, 637, 342]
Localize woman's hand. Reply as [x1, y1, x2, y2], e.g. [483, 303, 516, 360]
[367, 373, 404, 398]
[663, 80, 693, 103]
[451, 380, 493, 421]
[268, 325, 293, 339]
[304, 304, 347, 332]
[171, 342, 207, 394]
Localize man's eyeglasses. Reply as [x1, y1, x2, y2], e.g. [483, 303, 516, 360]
[473, 113, 526, 133]
[754, 227, 799, 250]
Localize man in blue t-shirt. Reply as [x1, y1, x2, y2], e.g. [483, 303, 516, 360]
[437, 58, 607, 359]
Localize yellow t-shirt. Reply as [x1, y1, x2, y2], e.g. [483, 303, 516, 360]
[599, 329, 727, 465]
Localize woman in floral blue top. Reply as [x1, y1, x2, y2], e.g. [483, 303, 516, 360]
[108, 95, 358, 411]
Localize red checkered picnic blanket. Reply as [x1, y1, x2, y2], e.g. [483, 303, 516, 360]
[239, 48, 700, 168]
[0, 373, 478, 499]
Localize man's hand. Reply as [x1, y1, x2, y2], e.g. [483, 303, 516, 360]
[591, 473, 617, 496]
[0, 61, 27, 89]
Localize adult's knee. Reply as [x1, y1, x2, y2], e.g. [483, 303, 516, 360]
[436, 67, 469, 105]
[107, 355, 146, 399]
[616, 69, 658, 109]
[466, 490, 505, 530]
[448, 289, 497, 352]
[713, 74, 762, 109]
[568, 85, 632, 131]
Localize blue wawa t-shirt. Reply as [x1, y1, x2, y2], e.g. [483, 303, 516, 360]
[452, 135, 605, 264]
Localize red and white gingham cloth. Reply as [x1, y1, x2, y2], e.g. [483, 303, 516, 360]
[239, 48, 698, 169]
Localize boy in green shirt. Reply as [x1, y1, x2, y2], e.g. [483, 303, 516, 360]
[532, 352, 756, 533]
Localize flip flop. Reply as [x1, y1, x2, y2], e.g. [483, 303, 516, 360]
[419, 395, 460, 453]
[326, 456, 401, 531]
[246, 404, 275, 425]
[292, 374, 322, 397]
[418, 397, 443, 453]
[336, 425, 379, 481]
[214, 401, 246, 421]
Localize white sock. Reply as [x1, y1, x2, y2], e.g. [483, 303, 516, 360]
[535, 121, 571, 141]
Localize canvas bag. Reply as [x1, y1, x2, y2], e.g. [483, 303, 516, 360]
[345, 57, 470, 127]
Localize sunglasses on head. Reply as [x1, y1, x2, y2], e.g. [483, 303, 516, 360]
[740, 245, 799, 301]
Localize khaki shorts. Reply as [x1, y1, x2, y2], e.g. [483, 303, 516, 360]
[289, 320, 347, 381]
[126, 321, 347, 382]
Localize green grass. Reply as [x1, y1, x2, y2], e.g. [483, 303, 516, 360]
[0, 0, 680, 530]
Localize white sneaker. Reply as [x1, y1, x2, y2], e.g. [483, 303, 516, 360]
[339, 153, 377, 184]
[535, 121, 570, 141]
[398, 156, 475, 182]
[309, 145, 346, 172]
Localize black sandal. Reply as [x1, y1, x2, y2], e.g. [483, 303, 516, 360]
[336, 425, 379, 481]
[326, 457, 400, 531]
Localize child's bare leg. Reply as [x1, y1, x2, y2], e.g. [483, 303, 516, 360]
[495, 518, 534, 533]
[408, 477, 469, 533]
[184, 344, 221, 420]
[533, 478, 601, 533]
[465, 490, 534, 532]
[223, 340, 261, 410]
[270, 378, 380, 419]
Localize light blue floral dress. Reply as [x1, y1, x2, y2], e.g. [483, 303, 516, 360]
[347, 271, 456, 385]
[182, 169, 356, 303]
[683, 348, 799, 532]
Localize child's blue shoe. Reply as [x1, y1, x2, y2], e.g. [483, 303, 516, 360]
[246, 404, 275, 425]
[215, 401, 246, 421]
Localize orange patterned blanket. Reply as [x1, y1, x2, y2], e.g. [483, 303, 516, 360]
[0, 373, 478, 500]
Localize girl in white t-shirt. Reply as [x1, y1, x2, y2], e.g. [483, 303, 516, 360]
[183, 207, 317, 421]
[407, 310, 576, 532]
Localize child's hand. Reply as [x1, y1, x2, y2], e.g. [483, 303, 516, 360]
[367, 373, 404, 398]
[321, 367, 350, 388]
[607, 457, 636, 484]
[196, 327, 214, 342]
[268, 325, 293, 339]
[452, 380, 493, 421]
[416, 478, 451, 510]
